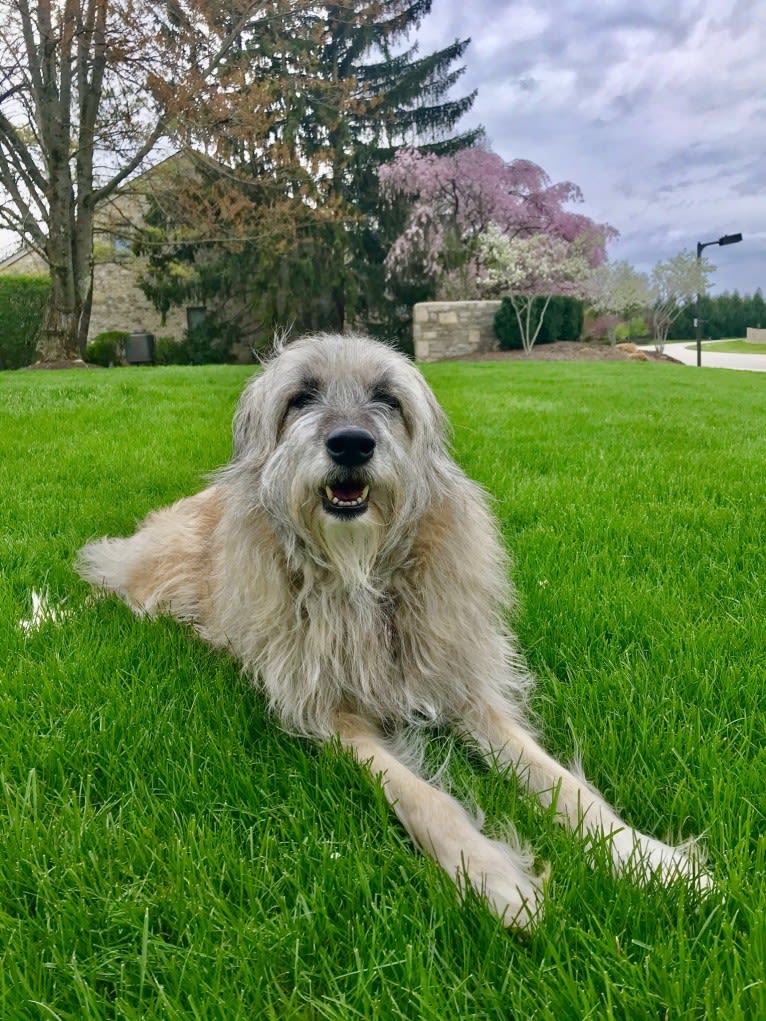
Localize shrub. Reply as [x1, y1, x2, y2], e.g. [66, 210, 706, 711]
[182, 313, 236, 365]
[0, 274, 50, 370]
[559, 296, 584, 341]
[85, 331, 129, 367]
[154, 336, 189, 365]
[494, 295, 584, 349]
[494, 299, 525, 349]
[615, 316, 650, 341]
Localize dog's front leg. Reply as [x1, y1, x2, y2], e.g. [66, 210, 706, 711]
[462, 705, 711, 892]
[334, 713, 544, 930]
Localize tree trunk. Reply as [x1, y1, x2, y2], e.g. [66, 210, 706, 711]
[333, 282, 346, 332]
[36, 265, 85, 364]
[33, 37, 88, 367]
[35, 176, 94, 365]
[77, 269, 94, 354]
[528, 295, 552, 351]
[34, 258, 94, 366]
[35, 236, 90, 364]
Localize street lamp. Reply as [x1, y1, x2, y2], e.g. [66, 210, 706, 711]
[694, 233, 743, 366]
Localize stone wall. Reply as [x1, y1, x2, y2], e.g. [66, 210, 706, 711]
[746, 327, 766, 344]
[413, 300, 501, 362]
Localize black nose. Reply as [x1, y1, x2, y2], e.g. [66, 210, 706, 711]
[326, 427, 376, 467]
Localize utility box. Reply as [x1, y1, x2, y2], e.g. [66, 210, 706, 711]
[126, 333, 155, 365]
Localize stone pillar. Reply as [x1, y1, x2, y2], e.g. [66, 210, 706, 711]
[413, 301, 502, 362]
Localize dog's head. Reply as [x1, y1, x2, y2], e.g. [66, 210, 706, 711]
[227, 334, 456, 575]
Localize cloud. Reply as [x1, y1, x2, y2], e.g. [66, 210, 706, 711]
[416, 0, 765, 293]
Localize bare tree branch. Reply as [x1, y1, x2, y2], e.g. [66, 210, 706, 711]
[0, 109, 48, 195]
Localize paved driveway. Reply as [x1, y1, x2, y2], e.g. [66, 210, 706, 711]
[643, 342, 766, 373]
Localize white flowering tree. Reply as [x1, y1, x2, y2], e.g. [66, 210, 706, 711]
[585, 260, 651, 345]
[478, 226, 592, 352]
[648, 251, 714, 352]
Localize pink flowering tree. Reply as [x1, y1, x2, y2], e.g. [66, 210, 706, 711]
[379, 147, 615, 299]
[477, 227, 593, 352]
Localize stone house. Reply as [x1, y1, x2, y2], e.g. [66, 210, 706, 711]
[0, 153, 211, 348]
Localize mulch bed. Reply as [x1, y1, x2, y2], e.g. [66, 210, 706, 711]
[26, 359, 92, 370]
[449, 341, 680, 364]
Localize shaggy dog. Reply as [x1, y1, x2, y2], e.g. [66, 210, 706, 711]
[77, 333, 709, 929]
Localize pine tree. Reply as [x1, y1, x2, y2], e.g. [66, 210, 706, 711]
[310, 1, 481, 338]
[751, 288, 765, 329]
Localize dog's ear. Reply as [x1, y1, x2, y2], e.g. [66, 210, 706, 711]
[232, 338, 295, 462]
[231, 374, 274, 465]
[407, 370, 451, 456]
[232, 397, 257, 460]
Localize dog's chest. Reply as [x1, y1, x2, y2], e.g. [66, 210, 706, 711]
[298, 585, 436, 721]
[301, 584, 397, 668]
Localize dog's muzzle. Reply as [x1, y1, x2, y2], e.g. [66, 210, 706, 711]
[323, 427, 374, 518]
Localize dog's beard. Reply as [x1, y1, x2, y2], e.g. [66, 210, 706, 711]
[316, 506, 386, 593]
[302, 467, 391, 592]
[255, 410, 438, 591]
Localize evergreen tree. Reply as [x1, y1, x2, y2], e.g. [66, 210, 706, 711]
[729, 291, 745, 337]
[751, 288, 766, 329]
[307, 2, 480, 338]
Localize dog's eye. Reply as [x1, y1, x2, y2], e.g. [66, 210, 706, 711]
[287, 387, 319, 412]
[371, 388, 401, 412]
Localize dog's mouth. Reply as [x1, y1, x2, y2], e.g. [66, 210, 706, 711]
[322, 481, 370, 518]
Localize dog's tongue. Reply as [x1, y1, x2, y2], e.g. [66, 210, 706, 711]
[332, 483, 365, 501]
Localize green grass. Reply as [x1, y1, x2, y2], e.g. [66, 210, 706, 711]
[684, 339, 766, 354]
[1, 361, 765, 1019]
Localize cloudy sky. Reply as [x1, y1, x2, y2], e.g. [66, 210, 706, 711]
[414, 0, 764, 294]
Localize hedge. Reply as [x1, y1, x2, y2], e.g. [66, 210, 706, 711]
[494, 295, 584, 349]
[0, 275, 50, 370]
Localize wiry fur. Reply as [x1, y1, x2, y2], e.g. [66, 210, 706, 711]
[77, 333, 710, 930]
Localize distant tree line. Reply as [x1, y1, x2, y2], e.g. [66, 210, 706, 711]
[669, 290, 766, 340]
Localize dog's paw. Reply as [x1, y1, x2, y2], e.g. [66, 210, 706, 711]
[452, 837, 546, 932]
[480, 862, 546, 932]
[609, 829, 713, 894]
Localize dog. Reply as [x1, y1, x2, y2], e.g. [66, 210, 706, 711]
[76, 332, 709, 929]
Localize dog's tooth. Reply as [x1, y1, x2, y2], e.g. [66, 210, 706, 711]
[325, 486, 369, 509]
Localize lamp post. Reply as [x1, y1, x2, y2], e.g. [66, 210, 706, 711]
[695, 233, 743, 366]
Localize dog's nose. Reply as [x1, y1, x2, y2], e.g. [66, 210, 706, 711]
[326, 427, 376, 467]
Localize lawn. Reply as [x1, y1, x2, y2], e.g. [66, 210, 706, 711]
[1, 360, 764, 1020]
[684, 339, 766, 354]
